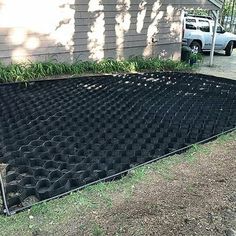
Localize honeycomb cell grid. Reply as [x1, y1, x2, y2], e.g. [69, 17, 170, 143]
[0, 72, 236, 213]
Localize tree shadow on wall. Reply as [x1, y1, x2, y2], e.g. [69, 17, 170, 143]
[0, 2, 76, 64]
[73, 0, 182, 62]
[0, 0, 182, 64]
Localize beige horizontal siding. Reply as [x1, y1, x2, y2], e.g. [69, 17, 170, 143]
[0, 41, 181, 65]
[0, 23, 181, 46]
[0, 18, 181, 37]
[71, 0, 219, 11]
[0, 36, 181, 58]
[0, 0, 218, 64]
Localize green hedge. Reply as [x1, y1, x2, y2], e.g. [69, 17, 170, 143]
[0, 57, 193, 83]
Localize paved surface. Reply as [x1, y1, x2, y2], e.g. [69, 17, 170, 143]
[199, 50, 236, 80]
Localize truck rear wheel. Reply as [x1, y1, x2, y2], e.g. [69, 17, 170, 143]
[190, 41, 202, 53]
[225, 41, 233, 56]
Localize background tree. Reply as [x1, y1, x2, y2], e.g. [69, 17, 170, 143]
[230, 0, 236, 31]
[221, 0, 236, 31]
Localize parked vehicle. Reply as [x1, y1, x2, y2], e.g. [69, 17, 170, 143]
[183, 15, 236, 56]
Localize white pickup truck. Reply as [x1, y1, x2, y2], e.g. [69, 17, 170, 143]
[183, 15, 236, 56]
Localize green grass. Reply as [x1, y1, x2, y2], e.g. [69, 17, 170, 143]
[0, 131, 235, 235]
[92, 223, 105, 236]
[0, 57, 194, 83]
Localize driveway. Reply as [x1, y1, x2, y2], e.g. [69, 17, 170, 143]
[199, 50, 236, 80]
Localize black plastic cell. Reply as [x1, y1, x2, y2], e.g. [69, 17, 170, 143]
[5, 184, 20, 208]
[44, 161, 59, 171]
[52, 136, 64, 142]
[20, 189, 37, 206]
[0, 72, 236, 213]
[35, 179, 51, 199]
[39, 152, 51, 161]
[59, 162, 73, 173]
[30, 140, 44, 147]
[53, 154, 65, 162]
[30, 159, 44, 169]
[34, 168, 49, 180]
[48, 170, 62, 182]
[44, 141, 57, 148]
[52, 178, 70, 196]
[19, 176, 36, 189]
[18, 166, 33, 177]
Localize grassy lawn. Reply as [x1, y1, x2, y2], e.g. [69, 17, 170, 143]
[0, 131, 235, 236]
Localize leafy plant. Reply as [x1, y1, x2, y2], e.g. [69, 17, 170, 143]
[0, 57, 193, 83]
[190, 52, 203, 63]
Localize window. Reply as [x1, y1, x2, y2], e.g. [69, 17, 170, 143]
[199, 20, 210, 32]
[186, 18, 196, 23]
[211, 25, 225, 34]
[186, 24, 197, 30]
[185, 18, 197, 30]
[200, 25, 210, 32]
[217, 25, 224, 33]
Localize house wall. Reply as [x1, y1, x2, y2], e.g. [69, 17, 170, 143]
[0, 0, 219, 64]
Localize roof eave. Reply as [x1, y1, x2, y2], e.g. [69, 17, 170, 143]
[208, 0, 223, 9]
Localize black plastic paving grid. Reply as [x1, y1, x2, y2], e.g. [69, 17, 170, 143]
[0, 72, 236, 214]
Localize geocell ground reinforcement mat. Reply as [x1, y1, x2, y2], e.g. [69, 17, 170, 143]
[0, 72, 236, 214]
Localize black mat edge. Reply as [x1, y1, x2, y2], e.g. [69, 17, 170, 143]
[0, 72, 235, 88]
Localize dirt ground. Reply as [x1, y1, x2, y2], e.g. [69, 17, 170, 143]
[40, 137, 236, 236]
[199, 50, 236, 80]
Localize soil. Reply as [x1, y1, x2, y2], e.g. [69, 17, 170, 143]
[0, 164, 7, 210]
[0, 163, 7, 181]
[46, 138, 236, 236]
